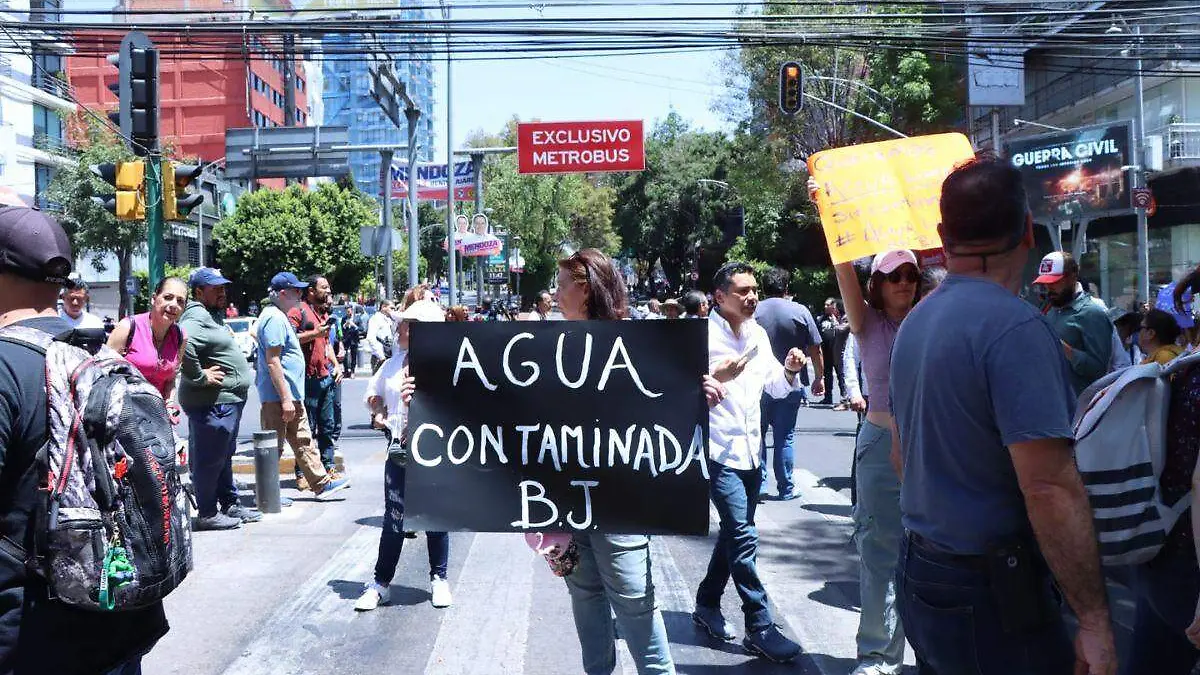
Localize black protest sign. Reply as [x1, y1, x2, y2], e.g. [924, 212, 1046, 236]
[405, 319, 710, 535]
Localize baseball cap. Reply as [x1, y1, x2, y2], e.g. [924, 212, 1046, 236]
[269, 272, 309, 291]
[0, 206, 73, 284]
[870, 249, 919, 275]
[399, 299, 445, 323]
[189, 267, 231, 287]
[1034, 252, 1069, 285]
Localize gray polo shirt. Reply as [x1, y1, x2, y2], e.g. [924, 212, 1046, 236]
[754, 297, 821, 385]
[890, 275, 1077, 554]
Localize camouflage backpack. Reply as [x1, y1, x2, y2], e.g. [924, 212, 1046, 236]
[0, 325, 192, 611]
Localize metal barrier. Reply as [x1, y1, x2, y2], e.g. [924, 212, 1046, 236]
[252, 431, 281, 514]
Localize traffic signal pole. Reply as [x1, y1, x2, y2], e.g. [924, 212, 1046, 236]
[146, 150, 165, 291]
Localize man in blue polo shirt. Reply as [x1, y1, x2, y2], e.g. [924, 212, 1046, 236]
[889, 156, 1115, 674]
[256, 272, 350, 499]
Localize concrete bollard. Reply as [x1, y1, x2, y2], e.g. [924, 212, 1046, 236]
[253, 431, 281, 514]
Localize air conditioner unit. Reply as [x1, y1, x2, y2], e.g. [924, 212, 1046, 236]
[1144, 134, 1164, 172]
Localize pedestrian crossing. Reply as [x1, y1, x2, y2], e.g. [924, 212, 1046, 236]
[207, 467, 878, 675]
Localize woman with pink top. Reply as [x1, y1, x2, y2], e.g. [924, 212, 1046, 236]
[107, 276, 189, 420]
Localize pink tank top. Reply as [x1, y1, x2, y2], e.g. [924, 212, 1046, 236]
[125, 312, 184, 397]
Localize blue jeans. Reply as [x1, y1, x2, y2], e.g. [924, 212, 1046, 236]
[186, 401, 245, 518]
[897, 534, 1073, 674]
[375, 457, 449, 584]
[106, 657, 142, 675]
[695, 460, 772, 632]
[303, 374, 338, 471]
[1122, 542, 1200, 675]
[853, 420, 905, 670]
[564, 534, 675, 675]
[759, 390, 805, 496]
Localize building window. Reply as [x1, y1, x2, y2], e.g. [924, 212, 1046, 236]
[32, 104, 64, 151]
[34, 163, 54, 210]
[30, 0, 62, 22]
[187, 240, 200, 266]
[165, 242, 179, 267]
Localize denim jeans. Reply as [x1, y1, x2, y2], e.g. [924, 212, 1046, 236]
[106, 657, 142, 675]
[1122, 542, 1200, 675]
[564, 534, 675, 675]
[303, 374, 339, 471]
[853, 420, 905, 670]
[759, 390, 805, 496]
[695, 459, 772, 632]
[897, 534, 1074, 675]
[375, 457, 449, 584]
[186, 401, 245, 518]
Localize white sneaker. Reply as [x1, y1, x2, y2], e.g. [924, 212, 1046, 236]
[430, 575, 452, 608]
[354, 582, 390, 612]
[850, 663, 898, 675]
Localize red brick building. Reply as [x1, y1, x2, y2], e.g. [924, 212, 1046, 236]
[68, 31, 309, 164]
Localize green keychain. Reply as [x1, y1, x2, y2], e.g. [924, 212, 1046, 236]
[98, 539, 135, 611]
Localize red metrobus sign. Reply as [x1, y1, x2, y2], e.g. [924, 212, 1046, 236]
[517, 120, 646, 174]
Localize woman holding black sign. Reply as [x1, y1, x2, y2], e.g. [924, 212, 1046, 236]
[355, 299, 453, 612]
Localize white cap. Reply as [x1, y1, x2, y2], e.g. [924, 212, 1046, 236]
[869, 249, 919, 275]
[399, 299, 445, 323]
[1034, 251, 1068, 285]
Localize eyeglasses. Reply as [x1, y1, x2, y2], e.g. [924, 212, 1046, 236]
[885, 268, 920, 284]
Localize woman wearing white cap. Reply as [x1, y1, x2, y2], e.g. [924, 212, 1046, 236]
[355, 299, 453, 611]
[834, 248, 921, 675]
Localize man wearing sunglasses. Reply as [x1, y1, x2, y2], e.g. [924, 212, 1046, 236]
[1034, 251, 1114, 395]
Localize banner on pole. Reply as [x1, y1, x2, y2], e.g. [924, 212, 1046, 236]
[405, 320, 710, 534]
[518, 120, 646, 174]
[807, 133, 974, 264]
[391, 160, 476, 201]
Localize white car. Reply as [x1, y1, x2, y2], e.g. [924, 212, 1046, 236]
[225, 317, 258, 362]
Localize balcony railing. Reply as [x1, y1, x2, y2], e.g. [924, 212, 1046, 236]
[32, 72, 72, 100]
[1148, 123, 1200, 167]
[32, 133, 69, 155]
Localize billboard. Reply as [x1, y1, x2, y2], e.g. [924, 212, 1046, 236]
[967, 43, 1025, 107]
[1005, 121, 1134, 221]
[391, 160, 475, 201]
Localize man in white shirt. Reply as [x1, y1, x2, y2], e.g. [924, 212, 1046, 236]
[692, 261, 806, 664]
[58, 278, 104, 330]
[366, 301, 396, 374]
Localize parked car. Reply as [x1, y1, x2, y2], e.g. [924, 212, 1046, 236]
[225, 317, 258, 362]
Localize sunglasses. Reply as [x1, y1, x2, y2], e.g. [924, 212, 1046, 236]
[884, 268, 920, 284]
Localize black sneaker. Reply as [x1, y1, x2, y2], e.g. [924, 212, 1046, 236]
[194, 512, 242, 531]
[223, 503, 264, 523]
[743, 624, 801, 663]
[692, 605, 736, 641]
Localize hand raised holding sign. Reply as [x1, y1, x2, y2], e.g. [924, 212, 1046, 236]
[399, 367, 416, 405]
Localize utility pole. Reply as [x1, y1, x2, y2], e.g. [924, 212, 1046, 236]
[380, 149, 395, 300]
[406, 108, 421, 287]
[442, 0, 457, 307]
[471, 152, 485, 302]
[1134, 25, 1150, 305]
[282, 33, 296, 127]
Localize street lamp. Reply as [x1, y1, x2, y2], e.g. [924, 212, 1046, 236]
[1012, 118, 1067, 133]
[1107, 17, 1150, 305]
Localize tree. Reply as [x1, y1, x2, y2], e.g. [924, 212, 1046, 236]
[45, 116, 146, 316]
[213, 183, 374, 303]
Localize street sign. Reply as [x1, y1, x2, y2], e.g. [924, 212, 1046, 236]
[225, 126, 351, 180]
[125, 277, 139, 296]
[1132, 187, 1153, 209]
[967, 43, 1026, 107]
[517, 120, 645, 175]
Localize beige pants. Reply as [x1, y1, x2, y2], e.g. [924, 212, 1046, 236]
[260, 401, 329, 490]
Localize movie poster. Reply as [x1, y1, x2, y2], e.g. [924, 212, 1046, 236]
[1005, 121, 1134, 222]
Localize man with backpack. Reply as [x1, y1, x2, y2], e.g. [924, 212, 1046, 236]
[0, 206, 171, 674]
[889, 157, 1116, 674]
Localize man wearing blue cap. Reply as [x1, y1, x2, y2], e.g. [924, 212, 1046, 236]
[255, 272, 351, 498]
[179, 267, 262, 530]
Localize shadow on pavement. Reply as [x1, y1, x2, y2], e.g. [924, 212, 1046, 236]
[327, 579, 429, 607]
[808, 581, 861, 613]
[802, 503, 853, 518]
[355, 515, 384, 528]
[815, 476, 852, 493]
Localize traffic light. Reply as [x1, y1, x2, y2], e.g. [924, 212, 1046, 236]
[106, 32, 159, 156]
[779, 61, 803, 116]
[162, 162, 205, 221]
[91, 161, 146, 220]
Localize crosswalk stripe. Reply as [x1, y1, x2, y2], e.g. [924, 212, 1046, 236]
[221, 525, 378, 675]
[424, 533, 535, 675]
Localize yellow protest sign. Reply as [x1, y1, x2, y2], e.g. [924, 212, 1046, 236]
[807, 133, 975, 264]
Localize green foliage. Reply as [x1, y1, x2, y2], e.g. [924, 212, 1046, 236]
[790, 267, 839, 314]
[45, 116, 146, 316]
[212, 183, 374, 303]
[723, 237, 771, 280]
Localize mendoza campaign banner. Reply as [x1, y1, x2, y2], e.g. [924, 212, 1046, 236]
[1004, 121, 1134, 221]
[405, 320, 710, 535]
[391, 160, 475, 201]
